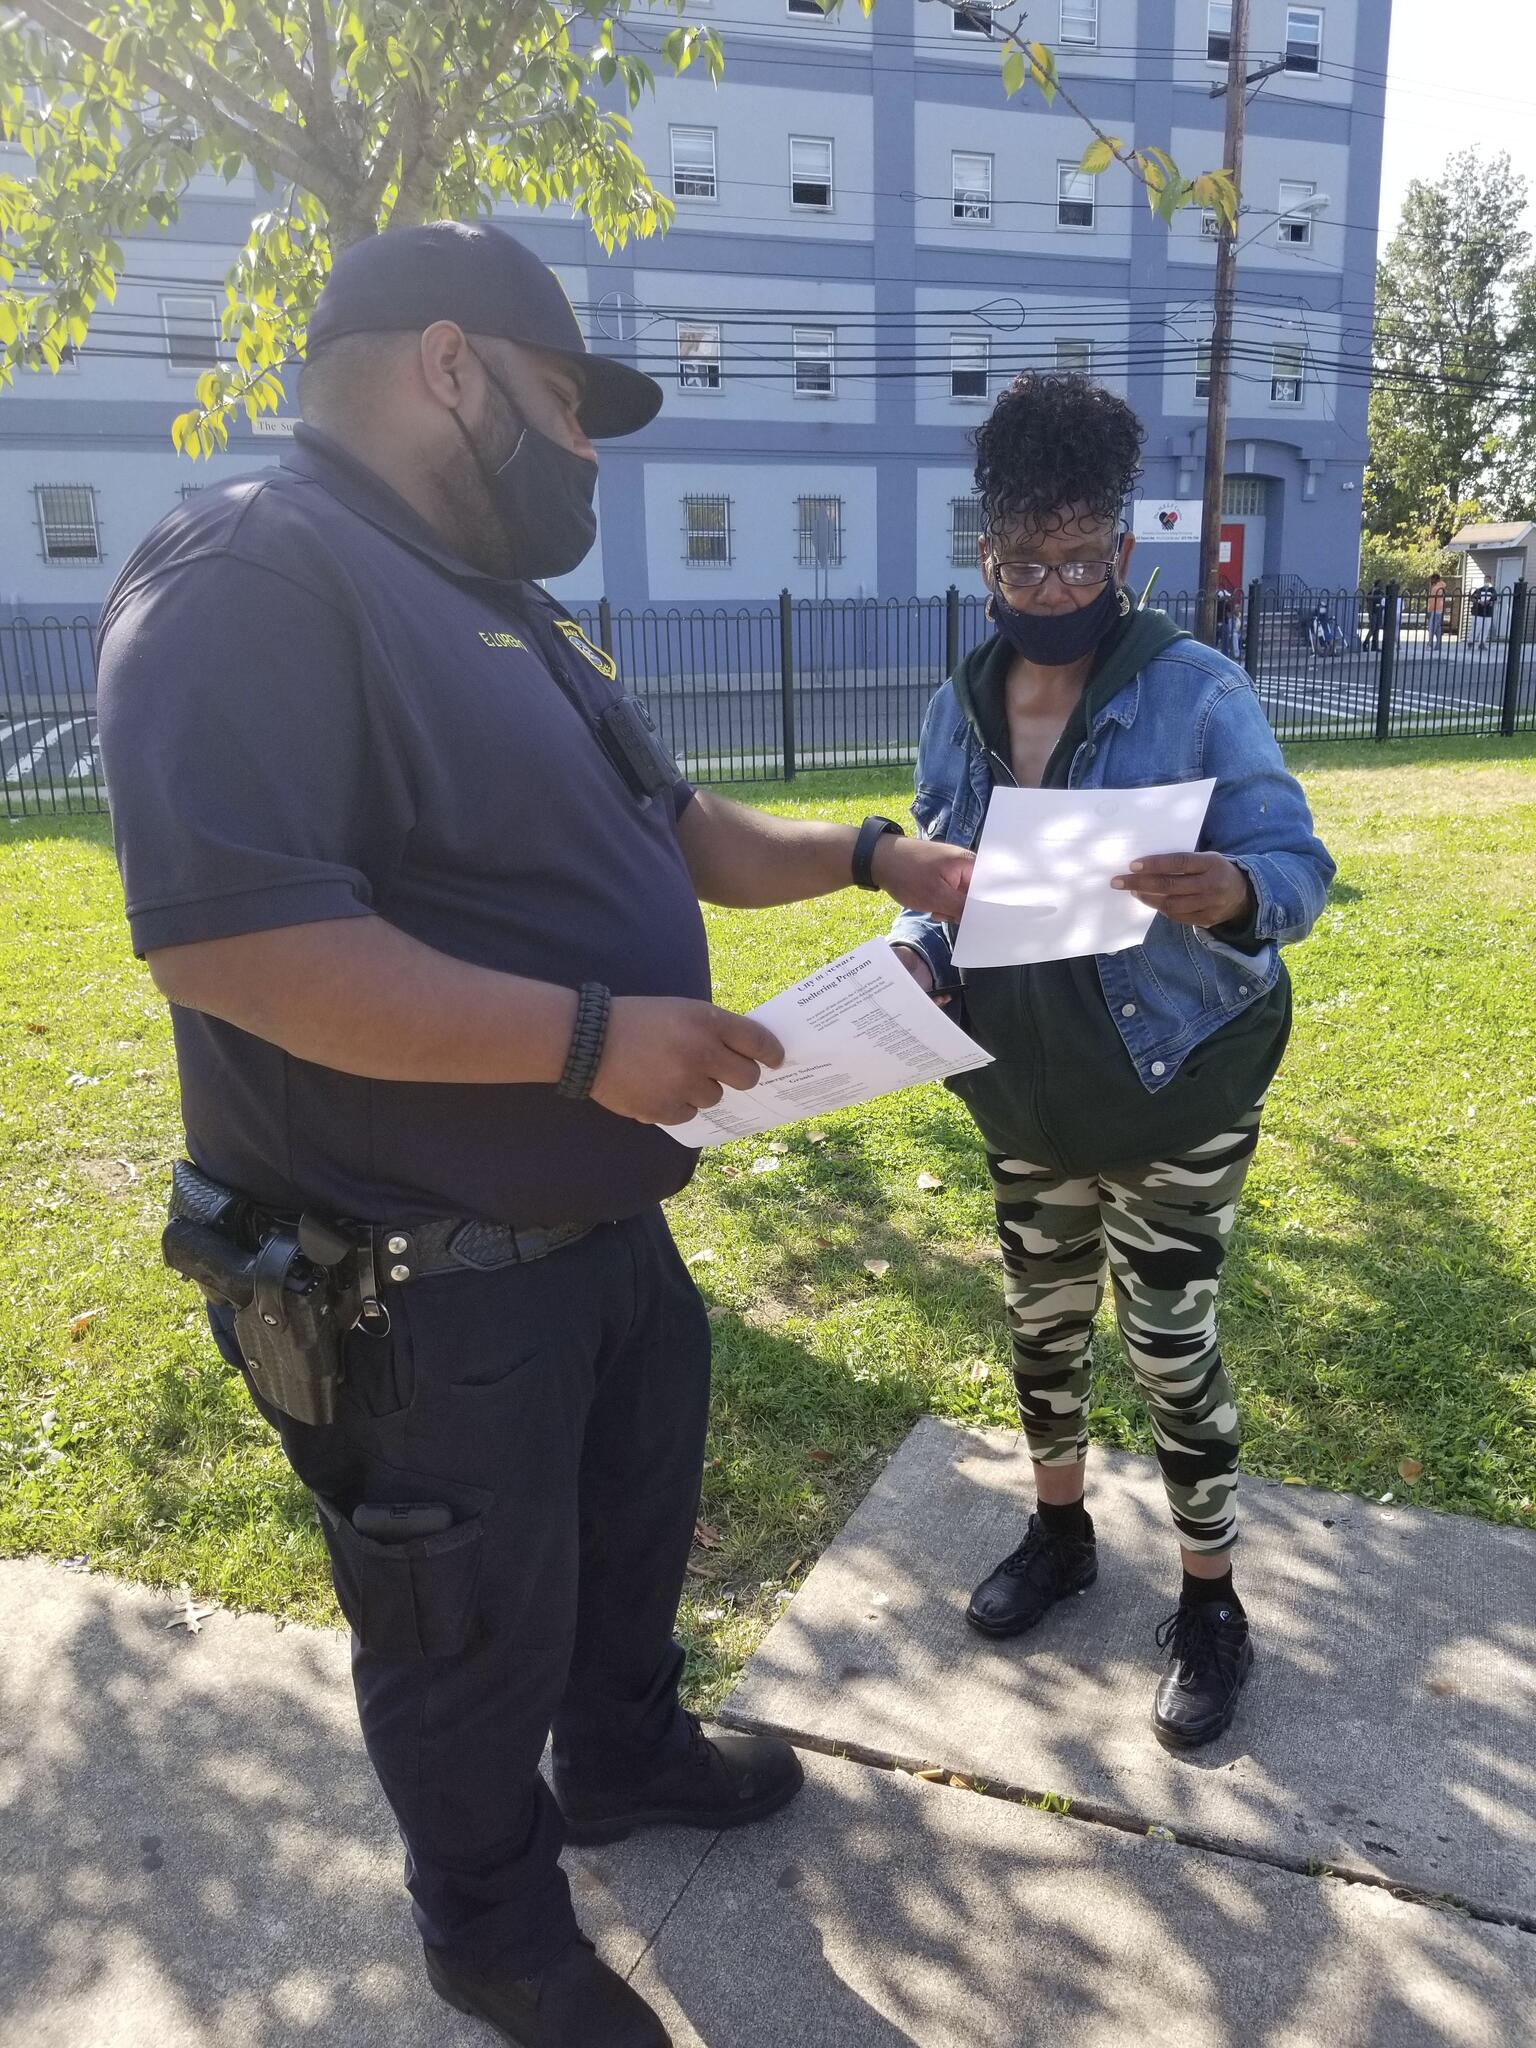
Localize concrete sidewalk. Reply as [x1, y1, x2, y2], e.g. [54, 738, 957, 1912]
[3, 1427, 1535, 2046]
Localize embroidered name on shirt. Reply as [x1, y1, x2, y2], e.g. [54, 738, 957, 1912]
[479, 630, 528, 650]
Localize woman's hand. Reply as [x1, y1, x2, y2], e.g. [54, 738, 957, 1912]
[892, 943, 953, 1005]
[1110, 853, 1253, 931]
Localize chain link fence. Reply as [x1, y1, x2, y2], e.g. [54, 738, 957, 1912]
[5, 580, 1533, 815]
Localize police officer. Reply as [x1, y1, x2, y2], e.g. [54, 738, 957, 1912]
[96, 222, 971, 2048]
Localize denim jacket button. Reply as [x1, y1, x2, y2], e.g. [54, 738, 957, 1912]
[1120, 1002, 1136, 1018]
[1238, 985, 1250, 997]
[1150, 1061, 1167, 1077]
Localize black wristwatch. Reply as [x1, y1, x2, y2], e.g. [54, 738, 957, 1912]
[852, 815, 904, 891]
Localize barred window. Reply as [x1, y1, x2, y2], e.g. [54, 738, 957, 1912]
[790, 136, 834, 210]
[1056, 163, 1096, 230]
[1055, 337, 1093, 375]
[677, 322, 722, 391]
[952, 152, 993, 223]
[792, 327, 835, 396]
[670, 127, 717, 202]
[35, 483, 101, 562]
[683, 495, 732, 566]
[796, 495, 843, 566]
[950, 494, 985, 567]
[950, 332, 989, 400]
[160, 293, 220, 372]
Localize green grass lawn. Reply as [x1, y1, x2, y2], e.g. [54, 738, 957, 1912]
[3, 737, 1535, 1713]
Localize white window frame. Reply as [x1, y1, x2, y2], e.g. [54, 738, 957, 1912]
[786, 0, 825, 13]
[951, 4, 992, 35]
[1207, 1, 1232, 63]
[950, 331, 990, 401]
[1195, 341, 1212, 400]
[1059, 0, 1098, 47]
[159, 293, 221, 375]
[950, 494, 986, 568]
[792, 326, 836, 397]
[677, 321, 722, 392]
[952, 151, 993, 224]
[1055, 337, 1093, 375]
[670, 126, 717, 203]
[789, 135, 834, 211]
[683, 496, 732, 567]
[1056, 162, 1096, 231]
[1270, 345, 1306, 406]
[35, 483, 102, 563]
[1284, 6, 1323, 75]
[1278, 180, 1317, 247]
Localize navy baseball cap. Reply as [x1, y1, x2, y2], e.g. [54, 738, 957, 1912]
[304, 220, 662, 439]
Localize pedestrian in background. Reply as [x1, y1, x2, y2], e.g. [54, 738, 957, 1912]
[1427, 572, 1448, 649]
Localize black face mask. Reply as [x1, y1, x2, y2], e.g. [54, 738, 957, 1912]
[453, 352, 598, 580]
[987, 576, 1124, 667]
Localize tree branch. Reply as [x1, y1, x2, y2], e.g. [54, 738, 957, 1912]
[309, 0, 335, 110]
[234, 4, 315, 117]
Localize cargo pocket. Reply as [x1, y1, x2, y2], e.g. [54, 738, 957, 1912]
[312, 1493, 485, 1659]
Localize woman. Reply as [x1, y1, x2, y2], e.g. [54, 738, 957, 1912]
[1426, 573, 1447, 649]
[891, 375, 1334, 1751]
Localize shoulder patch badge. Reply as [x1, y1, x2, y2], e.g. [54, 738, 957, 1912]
[553, 617, 618, 681]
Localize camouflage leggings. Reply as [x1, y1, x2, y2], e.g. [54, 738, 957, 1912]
[988, 1104, 1263, 1554]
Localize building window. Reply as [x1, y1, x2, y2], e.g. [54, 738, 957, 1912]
[792, 326, 835, 396]
[1278, 179, 1317, 245]
[1271, 345, 1305, 405]
[951, 4, 992, 34]
[1055, 338, 1093, 375]
[790, 136, 834, 210]
[797, 495, 844, 566]
[1207, 1, 1231, 63]
[1057, 163, 1096, 230]
[160, 294, 220, 373]
[1284, 7, 1323, 74]
[950, 494, 986, 567]
[1201, 210, 1222, 239]
[952, 152, 993, 223]
[670, 127, 717, 202]
[1195, 342, 1212, 399]
[950, 332, 989, 400]
[1223, 477, 1267, 518]
[677, 322, 722, 391]
[683, 495, 732, 566]
[35, 483, 102, 562]
[787, 0, 825, 12]
[1059, 0, 1098, 46]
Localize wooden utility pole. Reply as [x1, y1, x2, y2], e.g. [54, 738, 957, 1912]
[1197, 0, 1251, 646]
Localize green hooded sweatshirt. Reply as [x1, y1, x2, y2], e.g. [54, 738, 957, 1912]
[943, 607, 1291, 1174]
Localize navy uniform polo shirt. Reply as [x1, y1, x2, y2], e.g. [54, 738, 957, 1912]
[96, 426, 711, 1228]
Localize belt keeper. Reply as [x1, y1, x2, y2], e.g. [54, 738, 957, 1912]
[556, 981, 612, 1101]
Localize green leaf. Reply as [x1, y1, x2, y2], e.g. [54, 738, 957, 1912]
[1078, 138, 1118, 176]
[1028, 41, 1058, 105]
[1000, 49, 1026, 98]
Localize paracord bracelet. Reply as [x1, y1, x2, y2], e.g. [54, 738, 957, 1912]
[556, 981, 613, 1101]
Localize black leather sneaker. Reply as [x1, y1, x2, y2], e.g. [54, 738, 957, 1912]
[1151, 1598, 1254, 1751]
[424, 1933, 669, 2048]
[556, 1715, 804, 1847]
[965, 1511, 1098, 1638]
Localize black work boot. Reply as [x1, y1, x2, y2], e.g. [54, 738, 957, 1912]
[556, 1715, 804, 1847]
[1151, 1597, 1253, 1751]
[965, 1510, 1098, 1638]
[424, 1933, 668, 2047]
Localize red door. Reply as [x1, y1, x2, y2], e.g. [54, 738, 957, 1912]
[1218, 522, 1245, 592]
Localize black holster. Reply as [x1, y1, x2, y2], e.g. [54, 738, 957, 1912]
[161, 1162, 351, 1426]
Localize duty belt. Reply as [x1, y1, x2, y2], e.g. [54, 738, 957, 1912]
[249, 1208, 597, 1284]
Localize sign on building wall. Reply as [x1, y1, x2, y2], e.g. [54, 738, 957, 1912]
[1131, 499, 1203, 544]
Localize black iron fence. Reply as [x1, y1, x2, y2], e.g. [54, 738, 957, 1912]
[5, 579, 1534, 815]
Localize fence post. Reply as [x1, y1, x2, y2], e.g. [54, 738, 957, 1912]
[1242, 579, 1261, 683]
[1499, 579, 1528, 737]
[1375, 581, 1400, 743]
[778, 587, 796, 782]
[597, 596, 613, 656]
[944, 583, 960, 676]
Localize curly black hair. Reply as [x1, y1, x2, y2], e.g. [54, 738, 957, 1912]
[972, 372, 1145, 539]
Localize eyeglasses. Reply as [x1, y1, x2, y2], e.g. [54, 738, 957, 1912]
[987, 557, 1117, 594]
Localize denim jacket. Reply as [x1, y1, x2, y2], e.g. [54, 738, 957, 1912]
[890, 626, 1336, 1095]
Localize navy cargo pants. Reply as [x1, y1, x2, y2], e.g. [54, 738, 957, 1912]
[209, 1206, 711, 1977]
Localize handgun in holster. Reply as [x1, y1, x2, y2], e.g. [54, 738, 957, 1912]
[161, 1161, 357, 1427]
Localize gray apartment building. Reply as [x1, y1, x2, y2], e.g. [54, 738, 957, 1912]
[0, 0, 1390, 620]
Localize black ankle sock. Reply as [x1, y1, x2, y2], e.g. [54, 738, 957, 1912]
[1181, 1566, 1244, 1615]
[1036, 1497, 1089, 1542]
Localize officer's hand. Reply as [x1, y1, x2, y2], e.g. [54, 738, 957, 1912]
[871, 836, 974, 921]
[1111, 852, 1253, 930]
[591, 996, 785, 1126]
